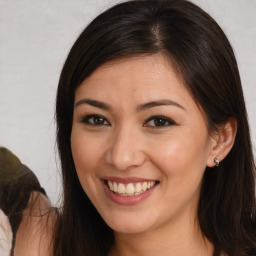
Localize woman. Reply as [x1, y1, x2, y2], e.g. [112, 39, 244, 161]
[15, 0, 256, 255]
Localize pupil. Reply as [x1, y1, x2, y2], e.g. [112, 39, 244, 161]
[95, 117, 104, 124]
[154, 118, 166, 126]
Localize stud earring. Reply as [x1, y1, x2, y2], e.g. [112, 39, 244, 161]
[214, 156, 220, 166]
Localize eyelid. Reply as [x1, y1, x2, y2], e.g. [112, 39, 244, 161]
[79, 114, 110, 126]
[144, 115, 176, 127]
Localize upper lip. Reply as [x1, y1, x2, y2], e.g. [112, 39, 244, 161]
[101, 176, 159, 184]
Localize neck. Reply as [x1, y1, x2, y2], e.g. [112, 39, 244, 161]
[108, 208, 213, 256]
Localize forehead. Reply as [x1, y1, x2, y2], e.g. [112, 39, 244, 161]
[76, 55, 187, 101]
[74, 55, 209, 130]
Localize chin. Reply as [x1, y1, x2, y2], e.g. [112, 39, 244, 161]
[101, 211, 157, 235]
[109, 222, 150, 234]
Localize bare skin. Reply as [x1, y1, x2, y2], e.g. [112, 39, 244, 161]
[108, 204, 214, 256]
[14, 192, 54, 256]
[71, 55, 236, 256]
[14, 55, 236, 256]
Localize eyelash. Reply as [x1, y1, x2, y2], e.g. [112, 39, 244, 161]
[80, 114, 110, 126]
[80, 114, 176, 128]
[144, 115, 176, 128]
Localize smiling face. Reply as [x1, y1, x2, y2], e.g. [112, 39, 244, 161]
[71, 55, 216, 235]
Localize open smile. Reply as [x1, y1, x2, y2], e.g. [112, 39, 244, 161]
[106, 180, 157, 196]
[101, 177, 160, 205]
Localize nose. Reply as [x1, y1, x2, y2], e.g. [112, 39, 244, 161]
[105, 126, 146, 171]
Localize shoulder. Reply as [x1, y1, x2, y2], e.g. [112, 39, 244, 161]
[0, 208, 12, 256]
[14, 191, 56, 256]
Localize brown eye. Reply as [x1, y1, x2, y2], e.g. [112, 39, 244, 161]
[144, 115, 175, 128]
[153, 118, 168, 126]
[93, 116, 105, 125]
[81, 114, 110, 126]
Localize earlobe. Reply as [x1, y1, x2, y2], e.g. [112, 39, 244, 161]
[207, 118, 237, 167]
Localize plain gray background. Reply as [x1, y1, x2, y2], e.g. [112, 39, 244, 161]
[0, 0, 255, 205]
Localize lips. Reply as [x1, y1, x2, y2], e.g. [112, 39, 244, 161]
[101, 177, 159, 197]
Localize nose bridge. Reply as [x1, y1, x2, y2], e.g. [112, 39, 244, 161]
[106, 124, 145, 170]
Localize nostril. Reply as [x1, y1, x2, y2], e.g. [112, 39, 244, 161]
[104, 133, 146, 171]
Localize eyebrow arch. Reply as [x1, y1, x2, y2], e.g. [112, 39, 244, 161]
[74, 98, 186, 112]
[137, 99, 186, 112]
[74, 98, 111, 110]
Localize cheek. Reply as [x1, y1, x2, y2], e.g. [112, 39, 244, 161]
[149, 131, 210, 180]
[70, 130, 106, 201]
[71, 130, 102, 175]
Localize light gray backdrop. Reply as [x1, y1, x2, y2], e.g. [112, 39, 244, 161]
[0, 0, 255, 205]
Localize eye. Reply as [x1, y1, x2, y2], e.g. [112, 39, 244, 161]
[144, 115, 175, 128]
[80, 114, 110, 126]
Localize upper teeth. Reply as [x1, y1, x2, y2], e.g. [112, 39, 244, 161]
[107, 181, 156, 196]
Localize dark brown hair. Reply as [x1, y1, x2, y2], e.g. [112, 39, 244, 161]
[54, 0, 256, 255]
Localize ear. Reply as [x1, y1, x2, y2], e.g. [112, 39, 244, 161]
[207, 118, 237, 167]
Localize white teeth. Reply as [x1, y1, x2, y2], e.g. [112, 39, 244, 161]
[113, 182, 118, 192]
[107, 180, 157, 196]
[135, 183, 142, 193]
[142, 182, 147, 192]
[118, 183, 126, 194]
[108, 181, 113, 191]
[126, 183, 135, 195]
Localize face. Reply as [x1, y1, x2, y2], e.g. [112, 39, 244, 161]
[71, 55, 215, 235]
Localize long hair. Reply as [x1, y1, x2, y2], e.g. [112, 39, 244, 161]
[54, 1, 256, 255]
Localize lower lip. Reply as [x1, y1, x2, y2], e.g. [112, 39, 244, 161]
[102, 181, 158, 206]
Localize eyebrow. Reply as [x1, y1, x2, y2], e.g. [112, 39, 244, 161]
[75, 98, 111, 110]
[74, 98, 186, 112]
[136, 99, 186, 112]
